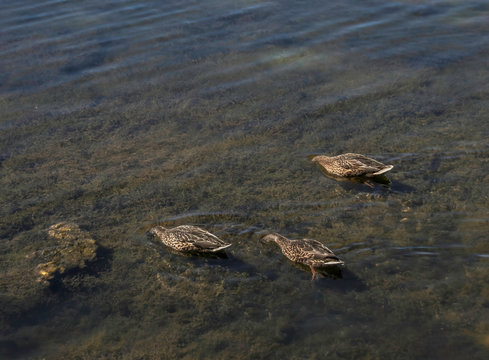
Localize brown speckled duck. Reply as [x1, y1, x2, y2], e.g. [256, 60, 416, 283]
[312, 153, 393, 177]
[262, 233, 344, 279]
[149, 225, 231, 254]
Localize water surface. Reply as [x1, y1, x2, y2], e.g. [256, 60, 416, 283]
[1, 0, 489, 359]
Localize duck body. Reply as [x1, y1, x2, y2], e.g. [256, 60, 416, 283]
[262, 233, 344, 279]
[311, 153, 393, 177]
[149, 225, 231, 253]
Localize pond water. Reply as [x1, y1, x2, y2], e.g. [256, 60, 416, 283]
[1, 0, 489, 358]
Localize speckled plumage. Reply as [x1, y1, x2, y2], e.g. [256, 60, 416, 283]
[312, 153, 393, 177]
[149, 225, 231, 253]
[262, 233, 344, 279]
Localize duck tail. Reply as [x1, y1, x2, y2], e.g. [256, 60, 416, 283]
[321, 255, 345, 266]
[372, 165, 393, 176]
[327, 259, 345, 266]
[211, 243, 232, 252]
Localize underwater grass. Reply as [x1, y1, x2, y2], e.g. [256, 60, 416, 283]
[2, 1, 489, 358]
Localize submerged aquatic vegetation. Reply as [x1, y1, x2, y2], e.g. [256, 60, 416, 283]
[1, 0, 489, 359]
[35, 222, 98, 284]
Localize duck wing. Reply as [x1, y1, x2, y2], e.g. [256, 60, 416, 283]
[301, 239, 339, 257]
[288, 239, 343, 265]
[338, 153, 392, 176]
[170, 225, 231, 251]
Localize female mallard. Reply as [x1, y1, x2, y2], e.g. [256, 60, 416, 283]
[149, 225, 231, 254]
[262, 233, 344, 279]
[311, 153, 393, 177]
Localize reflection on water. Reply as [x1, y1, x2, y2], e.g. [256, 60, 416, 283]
[1, 0, 489, 358]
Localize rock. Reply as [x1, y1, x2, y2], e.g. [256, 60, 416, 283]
[36, 222, 98, 284]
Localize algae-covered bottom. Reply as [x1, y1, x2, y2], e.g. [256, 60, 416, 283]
[1, 0, 489, 359]
[2, 132, 488, 359]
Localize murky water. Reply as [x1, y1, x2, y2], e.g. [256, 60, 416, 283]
[1, 0, 489, 358]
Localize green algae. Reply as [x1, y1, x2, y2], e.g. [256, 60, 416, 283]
[35, 222, 98, 284]
[2, 83, 489, 357]
[1, 0, 489, 359]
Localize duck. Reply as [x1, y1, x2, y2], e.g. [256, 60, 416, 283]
[149, 225, 231, 254]
[311, 153, 393, 177]
[261, 233, 344, 280]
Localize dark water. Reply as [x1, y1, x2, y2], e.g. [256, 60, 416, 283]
[1, 0, 489, 358]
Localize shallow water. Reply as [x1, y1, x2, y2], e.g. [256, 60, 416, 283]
[1, 0, 489, 358]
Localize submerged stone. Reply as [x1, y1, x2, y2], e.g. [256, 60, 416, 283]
[36, 222, 98, 284]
